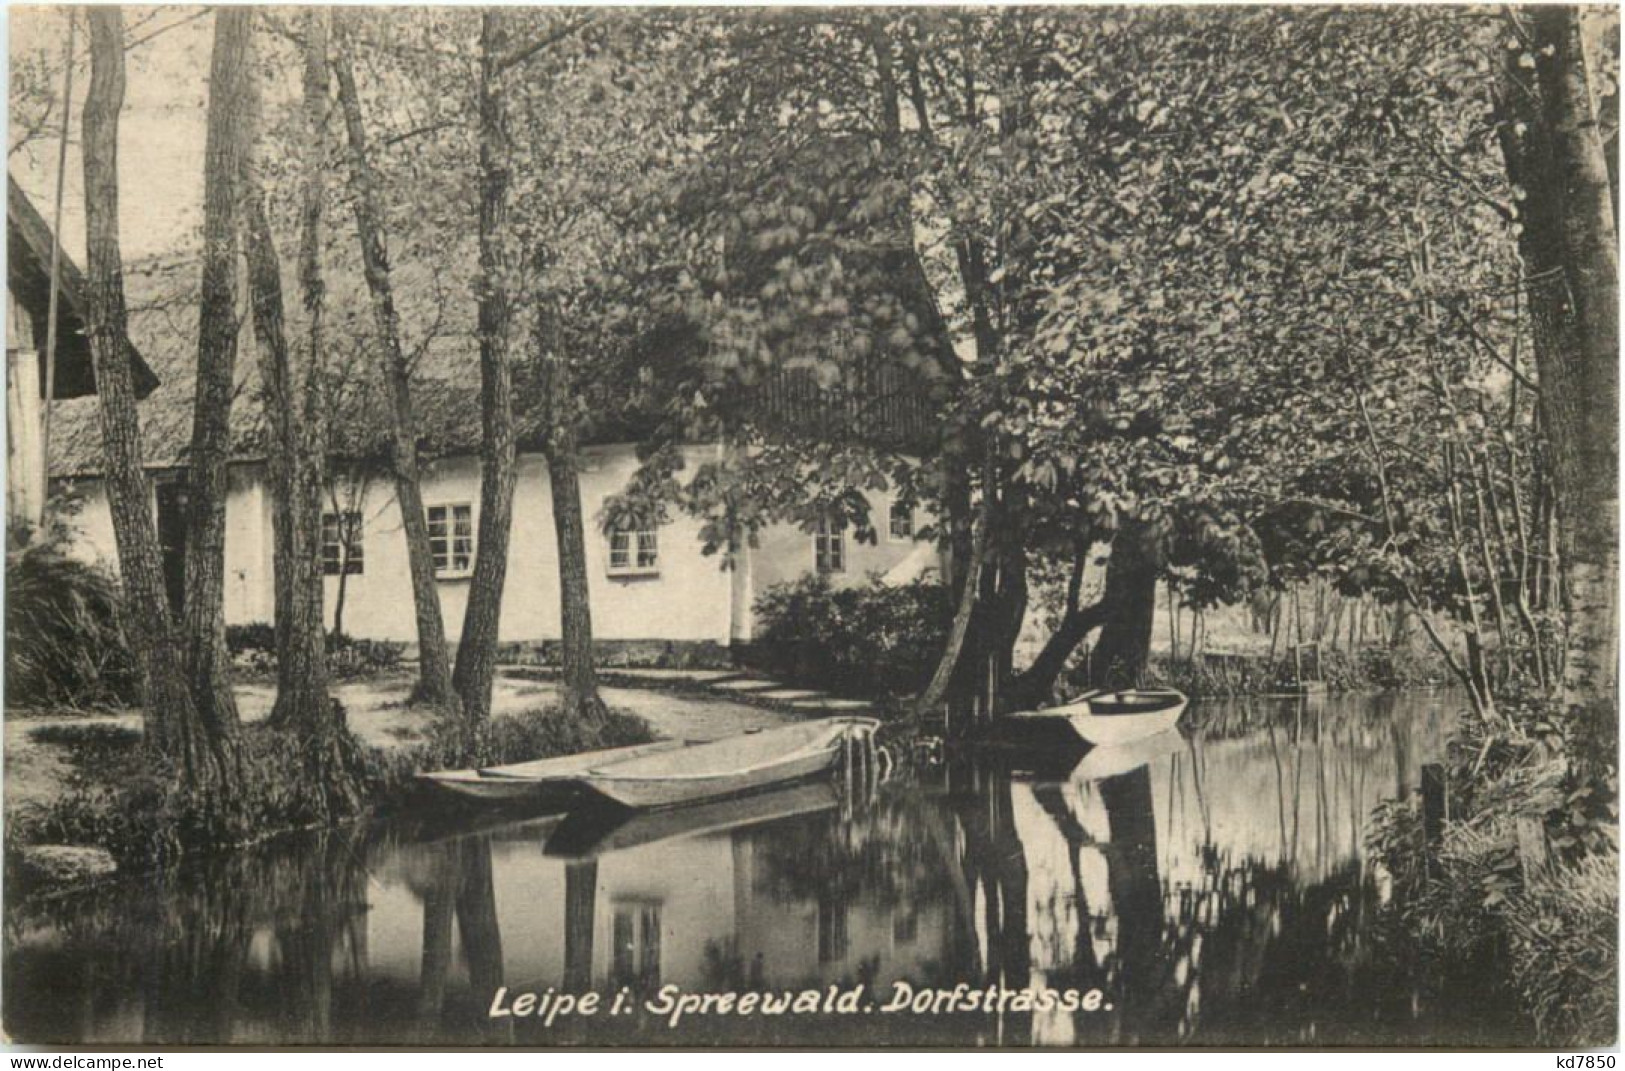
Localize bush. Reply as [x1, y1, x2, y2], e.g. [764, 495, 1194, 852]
[225, 624, 406, 679]
[5, 537, 140, 710]
[327, 632, 406, 679]
[750, 573, 952, 698]
[225, 622, 278, 657]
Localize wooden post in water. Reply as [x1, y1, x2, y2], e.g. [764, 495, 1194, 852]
[1421, 763, 1448, 846]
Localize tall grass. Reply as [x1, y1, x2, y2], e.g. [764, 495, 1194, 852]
[6, 537, 139, 709]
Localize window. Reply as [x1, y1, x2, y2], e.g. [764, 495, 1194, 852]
[814, 516, 845, 574]
[888, 500, 914, 542]
[321, 511, 364, 576]
[426, 503, 474, 577]
[608, 526, 659, 576]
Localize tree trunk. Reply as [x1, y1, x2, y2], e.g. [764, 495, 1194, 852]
[1530, 7, 1620, 725]
[1088, 519, 1161, 690]
[81, 6, 232, 789]
[241, 9, 361, 816]
[539, 313, 607, 724]
[182, 5, 252, 740]
[331, 16, 460, 715]
[913, 499, 989, 724]
[1006, 542, 1108, 712]
[452, 11, 520, 725]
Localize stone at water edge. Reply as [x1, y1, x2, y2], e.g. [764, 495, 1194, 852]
[15, 845, 118, 889]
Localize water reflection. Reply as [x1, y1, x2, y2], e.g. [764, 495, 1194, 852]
[5, 693, 1529, 1046]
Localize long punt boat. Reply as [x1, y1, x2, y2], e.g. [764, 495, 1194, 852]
[419, 739, 685, 805]
[572, 716, 881, 810]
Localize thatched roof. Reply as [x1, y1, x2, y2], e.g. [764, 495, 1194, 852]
[46, 256, 487, 477]
[47, 252, 943, 479]
[8, 174, 159, 400]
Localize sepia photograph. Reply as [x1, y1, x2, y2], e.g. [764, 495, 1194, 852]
[1, 2, 1618, 1051]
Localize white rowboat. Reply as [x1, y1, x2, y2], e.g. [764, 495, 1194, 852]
[1006, 688, 1188, 747]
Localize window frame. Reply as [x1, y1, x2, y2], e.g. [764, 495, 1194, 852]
[813, 516, 846, 575]
[321, 509, 365, 577]
[425, 502, 475, 579]
[887, 500, 915, 543]
[607, 524, 660, 578]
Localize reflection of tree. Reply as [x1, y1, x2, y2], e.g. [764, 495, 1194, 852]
[411, 834, 506, 1043]
[950, 768, 1031, 988]
[563, 860, 596, 990]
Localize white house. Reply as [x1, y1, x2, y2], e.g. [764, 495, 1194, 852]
[44, 261, 945, 665]
[54, 443, 936, 662]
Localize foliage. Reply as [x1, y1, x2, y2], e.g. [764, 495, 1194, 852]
[325, 632, 407, 679]
[225, 623, 406, 679]
[8, 717, 364, 871]
[8, 703, 655, 879]
[5, 531, 140, 710]
[225, 621, 278, 657]
[750, 573, 952, 699]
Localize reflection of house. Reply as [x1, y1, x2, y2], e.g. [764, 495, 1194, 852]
[366, 813, 955, 997]
[6, 175, 157, 528]
[45, 260, 941, 655]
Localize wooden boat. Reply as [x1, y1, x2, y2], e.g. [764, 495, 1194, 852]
[1003, 688, 1188, 747]
[573, 716, 881, 810]
[545, 781, 840, 859]
[419, 739, 685, 806]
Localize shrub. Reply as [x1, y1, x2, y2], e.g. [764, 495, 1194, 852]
[5, 537, 140, 709]
[751, 573, 952, 698]
[327, 632, 406, 679]
[225, 622, 278, 656]
[225, 624, 406, 679]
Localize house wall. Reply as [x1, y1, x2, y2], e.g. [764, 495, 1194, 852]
[739, 483, 938, 641]
[328, 444, 737, 645]
[58, 462, 274, 624]
[56, 441, 940, 649]
[7, 290, 42, 528]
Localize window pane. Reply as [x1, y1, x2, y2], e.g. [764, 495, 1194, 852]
[345, 511, 364, 574]
[610, 531, 630, 569]
[636, 531, 658, 568]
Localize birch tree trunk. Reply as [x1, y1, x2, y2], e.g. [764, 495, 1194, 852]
[182, 5, 251, 740]
[331, 16, 461, 716]
[452, 10, 520, 725]
[82, 6, 232, 790]
[1532, 6, 1620, 722]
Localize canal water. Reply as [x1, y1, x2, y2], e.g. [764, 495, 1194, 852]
[5, 691, 1530, 1047]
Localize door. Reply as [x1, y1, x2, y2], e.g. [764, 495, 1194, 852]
[155, 477, 189, 614]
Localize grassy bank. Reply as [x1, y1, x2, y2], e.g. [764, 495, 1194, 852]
[4, 703, 655, 900]
[4, 670, 794, 903]
[1365, 690, 1618, 1046]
